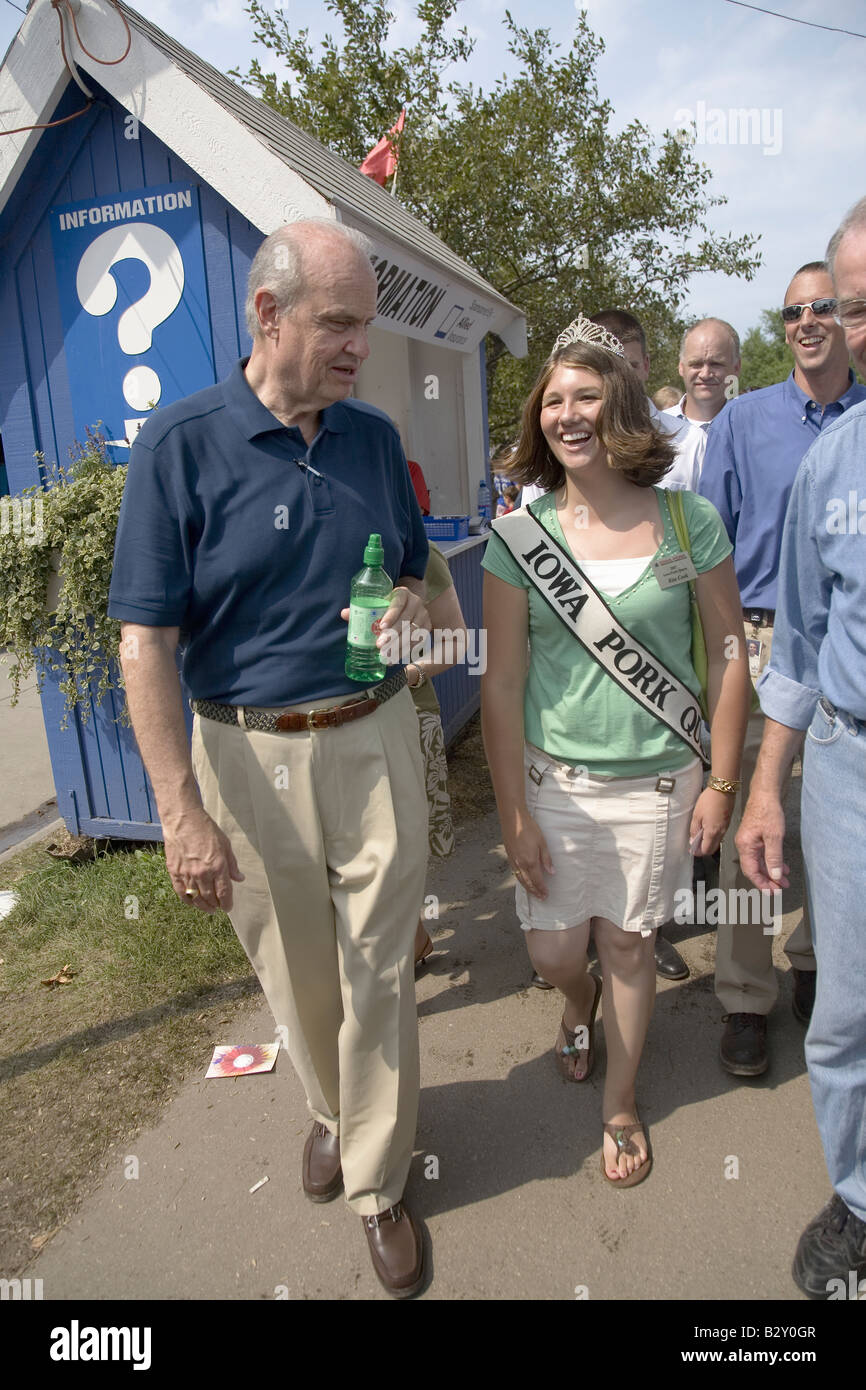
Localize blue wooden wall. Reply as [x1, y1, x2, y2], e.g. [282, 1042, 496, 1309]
[0, 79, 262, 493]
[0, 80, 261, 839]
[435, 542, 485, 747]
[1, 78, 488, 840]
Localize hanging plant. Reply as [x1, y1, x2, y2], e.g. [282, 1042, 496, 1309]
[0, 431, 128, 729]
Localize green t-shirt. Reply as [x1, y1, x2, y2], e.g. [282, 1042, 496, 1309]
[410, 541, 453, 716]
[481, 488, 732, 777]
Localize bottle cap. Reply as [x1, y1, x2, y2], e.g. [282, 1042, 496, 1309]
[363, 533, 385, 566]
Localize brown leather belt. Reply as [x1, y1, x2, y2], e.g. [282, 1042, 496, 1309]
[191, 669, 407, 733]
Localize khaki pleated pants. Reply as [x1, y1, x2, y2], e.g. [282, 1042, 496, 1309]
[715, 620, 815, 1014]
[191, 686, 428, 1215]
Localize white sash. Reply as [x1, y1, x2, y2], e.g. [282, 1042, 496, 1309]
[492, 507, 707, 763]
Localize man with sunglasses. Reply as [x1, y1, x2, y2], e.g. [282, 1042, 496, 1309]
[737, 197, 866, 1296]
[699, 261, 866, 1078]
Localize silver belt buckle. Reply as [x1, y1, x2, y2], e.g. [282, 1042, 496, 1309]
[655, 775, 675, 794]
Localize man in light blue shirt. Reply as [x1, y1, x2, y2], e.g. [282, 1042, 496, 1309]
[699, 261, 866, 1078]
[738, 197, 866, 1297]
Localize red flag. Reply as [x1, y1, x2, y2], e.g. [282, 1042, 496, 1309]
[359, 109, 405, 186]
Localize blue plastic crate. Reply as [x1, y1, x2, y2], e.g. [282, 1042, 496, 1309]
[423, 515, 470, 541]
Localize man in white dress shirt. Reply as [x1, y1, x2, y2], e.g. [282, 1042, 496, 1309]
[589, 309, 706, 490]
[664, 319, 741, 432]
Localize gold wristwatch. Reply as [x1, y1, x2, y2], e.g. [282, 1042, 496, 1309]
[406, 663, 427, 689]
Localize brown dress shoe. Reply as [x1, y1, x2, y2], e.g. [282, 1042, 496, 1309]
[302, 1121, 342, 1202]
[720, 1012, 768, 1076]
[362, 1201, 424, 1298]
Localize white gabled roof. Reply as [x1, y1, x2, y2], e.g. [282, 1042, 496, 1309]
[0, 0, 526, 356]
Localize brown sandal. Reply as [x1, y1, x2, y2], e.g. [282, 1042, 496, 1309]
[600, 1116, 652, 1188]
[555, 973, 602, 1082]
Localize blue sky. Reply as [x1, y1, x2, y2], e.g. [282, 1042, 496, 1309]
[3, 0, 864, 344]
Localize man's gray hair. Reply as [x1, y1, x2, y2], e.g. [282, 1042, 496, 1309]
[826, 196, 866, 282]
[679, 317, 740, 360]
[245, 218, 374, 338]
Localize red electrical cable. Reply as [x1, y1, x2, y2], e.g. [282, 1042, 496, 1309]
[56, 0, 133, 65]
[1, 0, 132, 137]
[1, 103, 93, 136]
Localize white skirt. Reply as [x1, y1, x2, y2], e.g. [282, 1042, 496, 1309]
[516, 743, 703, 935]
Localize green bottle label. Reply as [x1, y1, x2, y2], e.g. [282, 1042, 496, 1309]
[347, 598, 389, 648]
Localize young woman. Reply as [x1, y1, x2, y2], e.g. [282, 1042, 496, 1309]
[481, 317, 750, 1186]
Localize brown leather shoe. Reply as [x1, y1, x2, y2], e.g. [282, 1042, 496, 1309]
[362, 1201, 424, 1298]
[302, 1121, 342, 1203]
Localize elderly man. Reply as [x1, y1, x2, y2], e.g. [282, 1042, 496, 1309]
[107, 219, 431, 1298]
[737, 197, 866, 1298]
[665, 318, 741, 431]
[699, 261, 866, 1077]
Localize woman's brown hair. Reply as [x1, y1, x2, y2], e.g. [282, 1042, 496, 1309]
[496, 342, 676, 491]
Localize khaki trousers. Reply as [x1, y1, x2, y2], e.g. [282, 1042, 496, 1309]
[715, 620, 815, 1014]
[191, 686, 428, 1215]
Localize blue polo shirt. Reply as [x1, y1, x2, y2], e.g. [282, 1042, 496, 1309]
[107, 359, 428, 705]
[698, 370, 866, 609]
[758, 401, 866, 727]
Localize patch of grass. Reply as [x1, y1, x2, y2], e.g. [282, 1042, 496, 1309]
[1, 845, 247, 1002]
[0, 840, 258, 1274]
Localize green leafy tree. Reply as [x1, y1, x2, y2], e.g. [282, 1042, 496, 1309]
[739, 308, 791, 391]
[234, 1, 761, 447]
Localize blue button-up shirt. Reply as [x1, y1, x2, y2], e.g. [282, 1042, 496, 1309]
[698, 371, 866, 608]
[758, 401, 866, 729]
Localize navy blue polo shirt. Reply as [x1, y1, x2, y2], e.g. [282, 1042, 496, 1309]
[108, 359, 429, 705]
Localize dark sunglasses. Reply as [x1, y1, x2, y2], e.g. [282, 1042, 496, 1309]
[781, 298, 837, 323]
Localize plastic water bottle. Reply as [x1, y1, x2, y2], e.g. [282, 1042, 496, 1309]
[345, 534, 393, 682]
[477, 477, 491, 522]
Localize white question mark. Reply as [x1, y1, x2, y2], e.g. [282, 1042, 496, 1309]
[76, 224, 184, 414]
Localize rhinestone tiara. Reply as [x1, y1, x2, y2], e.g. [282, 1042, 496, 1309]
[551, 314, 626, 359]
